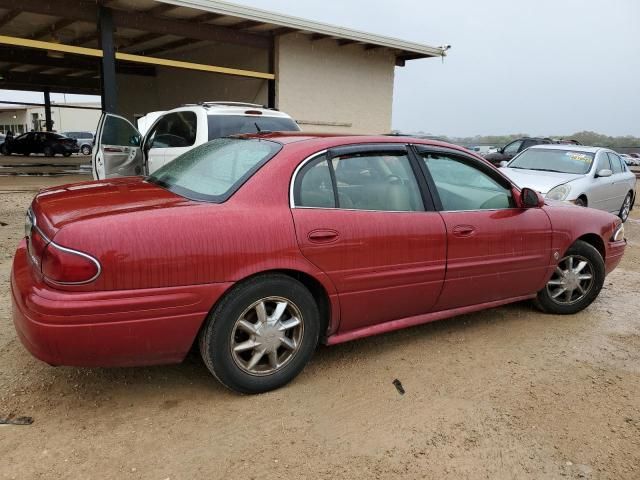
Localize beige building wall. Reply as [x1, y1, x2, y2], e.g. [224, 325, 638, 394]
[275, 33, 396, 134]
[117, 42, 270, 121]
[0, 104, 100, 134]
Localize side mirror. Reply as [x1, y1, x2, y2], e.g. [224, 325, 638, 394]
[129, 135, 141, 147]
[499, 160, 509, 168]
[596, 169, 612, 178]
[521, 187, 544, 208]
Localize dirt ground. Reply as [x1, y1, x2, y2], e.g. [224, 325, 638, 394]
[1, 174, 639, 480]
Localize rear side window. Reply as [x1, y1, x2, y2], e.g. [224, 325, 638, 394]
[295, 151, 424, 212]
[148, 138, 281, 203]
[208, 115, 299, 140]
[150, 112, 197, 148]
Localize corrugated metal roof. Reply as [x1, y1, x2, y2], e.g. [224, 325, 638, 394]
[157, 0, 448, 59]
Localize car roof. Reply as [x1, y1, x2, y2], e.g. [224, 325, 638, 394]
[234, 132, 480, 155]
[526, 144, 604, 154]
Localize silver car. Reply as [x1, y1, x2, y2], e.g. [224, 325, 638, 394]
[500, 145, 637, 222]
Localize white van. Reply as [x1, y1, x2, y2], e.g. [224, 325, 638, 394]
[92, 102, 300, 180]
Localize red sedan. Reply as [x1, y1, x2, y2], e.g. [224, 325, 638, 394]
[12, 133, 627, 393]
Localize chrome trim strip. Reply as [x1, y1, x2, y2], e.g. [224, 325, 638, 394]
[289, 149, 328, 208]
[29, 218, 102, 286]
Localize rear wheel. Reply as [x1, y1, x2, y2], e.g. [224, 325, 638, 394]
[199, 274, 320, 394]
[619, 193, 632, 222]
[534, 240, 605, 315]
[62, 152, 72, 157]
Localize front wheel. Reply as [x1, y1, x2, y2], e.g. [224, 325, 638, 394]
[80, 145, 91, 155]
[619, 193, 632, 222]
[534, 240, 605, 315]
[199, 274, 320, 394]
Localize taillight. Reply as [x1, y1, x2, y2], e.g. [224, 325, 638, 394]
[27, 228, 47, 268]
[41, 243, 101, 285]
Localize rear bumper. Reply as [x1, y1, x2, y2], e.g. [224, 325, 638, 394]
[11, 240, 232, 367]
[605, 239, 626, 275]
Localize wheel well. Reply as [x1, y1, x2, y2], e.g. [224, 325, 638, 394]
[576, 233, 605, 260]
[577, 194, 588, 206]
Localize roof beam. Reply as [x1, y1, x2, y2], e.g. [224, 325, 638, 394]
[338, 39, 360, 47]
[0, 70, 100, 94]
[0, 0, 270, 49]
[269, 27, 297, 36]
[110, 9, 270, 49]
[229, 20, 265, 30]
[310, 33, 328, 41]
[145, 3, 178, 16]
[0, 8, 19, 27]
[31, 18, 77, 40]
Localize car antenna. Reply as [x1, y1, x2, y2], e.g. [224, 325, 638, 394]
[255, 122, 261, 133]
[254, 122, 272, 135]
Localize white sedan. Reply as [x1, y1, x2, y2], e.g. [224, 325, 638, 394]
[500, 145, 637, 222]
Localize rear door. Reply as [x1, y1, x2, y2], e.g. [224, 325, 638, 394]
[607, 152, 630, 212]
[290, 144, 447, 334]
[93, 113, 143, 180]
[414, 146, 552, 309]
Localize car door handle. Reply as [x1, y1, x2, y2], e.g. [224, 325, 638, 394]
[452, 225, 476, 237]
[308, 229, 339, 243]
[104, 146, 125, 153]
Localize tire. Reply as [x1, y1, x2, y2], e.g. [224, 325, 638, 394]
[0, 144, 8, 155]
[619, 192, 632, 222]
[63, 152, 72, 157]
[574, 196, 587, 207]
[199, 274, 320, 394]
[534, 240, 605, 315]
[81, 145, 91, 155]
[43, 146, 54, 157]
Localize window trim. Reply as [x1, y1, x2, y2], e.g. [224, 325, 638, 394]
[411, 145, 519, 213]
[290, 144, 434, 212]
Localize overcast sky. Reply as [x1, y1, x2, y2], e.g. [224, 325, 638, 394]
[2, 0, 638, 137]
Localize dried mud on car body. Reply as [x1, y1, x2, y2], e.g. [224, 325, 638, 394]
[1, 176, 639, 479]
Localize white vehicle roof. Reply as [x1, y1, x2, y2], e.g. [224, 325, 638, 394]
[181, 102, 293, 118]
[526, 144, 606, 154]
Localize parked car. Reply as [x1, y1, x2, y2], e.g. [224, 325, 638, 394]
[1, 131, 79, 157]
[500, 145, 637, 221]
[484, 137, 554, 166]
[620, 153, 640, 167]
[93, 102, 300, 179]
[12, 134, 627, 393]
[62, 131, 94, 155]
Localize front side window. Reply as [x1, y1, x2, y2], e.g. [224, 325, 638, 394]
[421, 152, 513, 211]
[102, 115, 141, 147]
[295, 151, 423, 212]
[150, 112, 197, 148]
[148, 138, 281, 202]
[503, 140, 523, 156]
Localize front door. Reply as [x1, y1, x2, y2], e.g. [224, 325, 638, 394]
[414, 146, 552, 310]
[290, 145, 447, 333]
[93, 113, 144, 180]
[589, 151, 617, 212]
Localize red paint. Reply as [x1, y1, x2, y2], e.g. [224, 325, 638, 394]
[11, 134, 627, 368]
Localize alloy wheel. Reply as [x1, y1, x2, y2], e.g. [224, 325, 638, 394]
[620, 195, 631, 221]
[230, 296, 304, 376]
[546, 255, 594, 305]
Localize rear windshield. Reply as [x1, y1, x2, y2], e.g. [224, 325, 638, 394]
[148, 138, 281, 202]
[208, 115, 299, 140]
[508, 149, 594, 174]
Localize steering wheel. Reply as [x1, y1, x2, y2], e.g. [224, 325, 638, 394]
[386, 174, 403, 184]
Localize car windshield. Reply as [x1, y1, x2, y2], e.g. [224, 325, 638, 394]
[508, 149, 594, 174]
[208, 115, 299, 140]
[148, 137, 281, 202]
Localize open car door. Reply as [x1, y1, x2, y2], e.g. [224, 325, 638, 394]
[92, 113, 144, 180]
